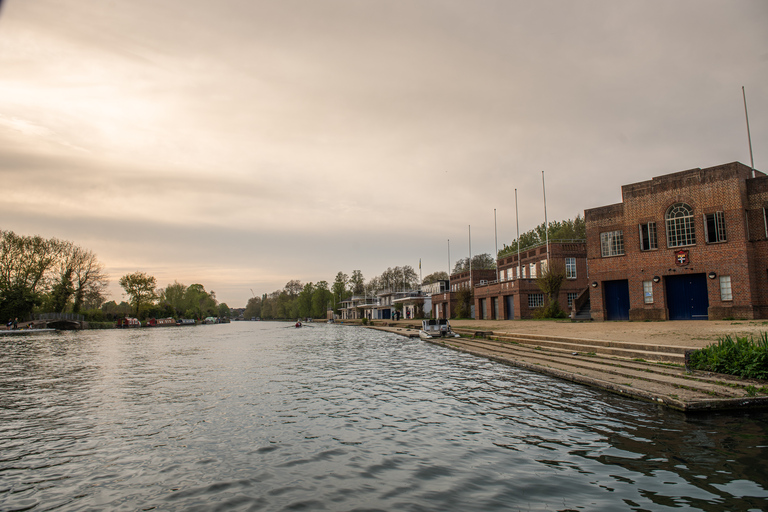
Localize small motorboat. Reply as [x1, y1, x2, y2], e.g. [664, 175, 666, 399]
[419, 319, 460, 340]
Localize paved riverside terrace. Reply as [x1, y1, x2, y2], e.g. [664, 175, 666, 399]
[357, 319, 768, 412]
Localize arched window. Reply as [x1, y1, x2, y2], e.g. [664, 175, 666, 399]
[666, 203, 696, 247]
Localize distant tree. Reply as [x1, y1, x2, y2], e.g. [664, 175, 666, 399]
[244, 296, 262, 319]
[101, 300, 132, 320]
[218, 303, 230, 318]
[349, 270, 365, 295]
[69, 247, 108, 313]
[311, 281, 332, 318]
[498, 215, 586, 258]
[119, 271, 157, 318]
[332, 272, 348, 312]
[297, 282, 314, 318]
[422, 271, 449, 285]
[452, 254, 496, 273]
[183, 283, 217, 319]
[49, 268, 75, 313]
[284, 280, 303, 298]
[0, 231, 65, 319]
[159, 281, 187, 317]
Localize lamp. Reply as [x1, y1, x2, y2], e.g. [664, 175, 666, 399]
[653, 276, 660, 283]
[591, 281, 598, 288]
[708, 272, 717, 279]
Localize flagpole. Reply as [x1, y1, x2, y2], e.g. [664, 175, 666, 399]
[515, 188, 521, 280]
[542, 170, 550, 264]
[468, 224, 472, 287]
[494, 208, 499, 282]
[743, 86, 756, 178]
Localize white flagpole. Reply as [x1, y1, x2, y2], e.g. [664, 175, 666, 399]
[468, 224, 472, 286]
[515, 188, 521, 280]
[743, 86, 756, 178]
[494, 208, 499, 282]
[542, 170, 550, 264]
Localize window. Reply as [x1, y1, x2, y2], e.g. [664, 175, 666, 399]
[528, 293, 544, 308]
[639, 222, 657, 251]
[720, 275, 732, 301]
[600, 230, 624, 257]
[764, 207, 768, 239]
[565, 257, 577, 279]
[704, 212, 726, 243]
[567, 292, 577, 308]
[643, 280, 653, 304]
[666, 203, 696, 247]
[529, 262, 537, 278]
[540, 259, 548, 274]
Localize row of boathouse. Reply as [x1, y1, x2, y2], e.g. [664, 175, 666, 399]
[339, 162, 768, 322]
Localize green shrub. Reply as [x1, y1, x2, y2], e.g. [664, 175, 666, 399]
[688, 333, 768, 380]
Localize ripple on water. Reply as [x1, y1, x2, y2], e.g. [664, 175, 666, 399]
[1, 323, 767, 511]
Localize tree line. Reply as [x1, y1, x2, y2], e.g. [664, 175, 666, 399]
[497, 215, 586, 258]
[0, 230, 108, 322]
[0, 230, 228, 323]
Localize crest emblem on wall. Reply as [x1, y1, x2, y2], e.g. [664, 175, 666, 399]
[675, 250, 689, 266]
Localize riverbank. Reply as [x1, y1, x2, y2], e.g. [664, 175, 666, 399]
[359, 319, 768, 412]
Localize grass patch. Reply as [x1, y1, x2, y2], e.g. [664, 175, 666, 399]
[687, 333, 768, 380]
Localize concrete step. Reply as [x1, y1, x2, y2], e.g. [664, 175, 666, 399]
[427, 336, 768, 412]
[466, 330, 688, 363]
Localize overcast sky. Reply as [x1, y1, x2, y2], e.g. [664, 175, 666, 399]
[1, 0, 766, 307]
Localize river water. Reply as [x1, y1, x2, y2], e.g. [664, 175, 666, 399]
[1, 322, 766, 511]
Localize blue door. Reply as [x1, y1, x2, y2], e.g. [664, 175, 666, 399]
[666, 274, 709, 320]
[505, 295, 515, 320]
[604, 280, 630, 320]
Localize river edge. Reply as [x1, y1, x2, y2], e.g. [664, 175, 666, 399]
[356, 320, 768, 412]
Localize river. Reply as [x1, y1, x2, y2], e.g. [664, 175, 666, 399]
[1, 322, 766, 511]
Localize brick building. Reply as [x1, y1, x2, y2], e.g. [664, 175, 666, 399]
[474, 241, 588, 319]
[431, 241, 588, 319]
[432, 269, 496, 319]
[585, 162, 768, 321]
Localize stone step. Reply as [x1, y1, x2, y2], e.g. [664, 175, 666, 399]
[460, 330, 688, 363]
[428, 336, 768, 411]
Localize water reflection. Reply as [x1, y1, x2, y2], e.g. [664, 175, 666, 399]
[1, 323, 766, 511]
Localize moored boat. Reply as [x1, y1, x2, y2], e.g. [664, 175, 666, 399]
[147, 317, 176, 327]
[419, 319, 460, 340]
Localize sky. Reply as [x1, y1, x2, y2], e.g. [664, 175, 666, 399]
[1, 0, 766, 308]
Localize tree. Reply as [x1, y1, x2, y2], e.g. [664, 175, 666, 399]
[218, 303, 230, 318]
[183, 283, 217, 319]
[331, 272, 348, 313]
[535, 262, 567, 318]
[119, 272, 157, 318]
[284, 280, 303, 298]
[349, 270, 365, 295]
[297, 282, 314, 318]
[311, 281, 332, 319]
[422, 271, 449, 285]
[453, 254, 496, 273]
[455, 287, 473, 318]
[0, 231, 67, 320]
[244, 296, 262, 319]
[159, 281, 187, 317]
[49, 268, 75, 313]
[498, 215, 586, 258]
[69, 247, 108, 313]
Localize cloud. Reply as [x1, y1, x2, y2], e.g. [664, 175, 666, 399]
[0, 0, 766, 306]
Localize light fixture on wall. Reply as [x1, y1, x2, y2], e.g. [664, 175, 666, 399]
[591, 281, 598, 288]
[708, 272, 717, 279]
[653, 276, 661, 283]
